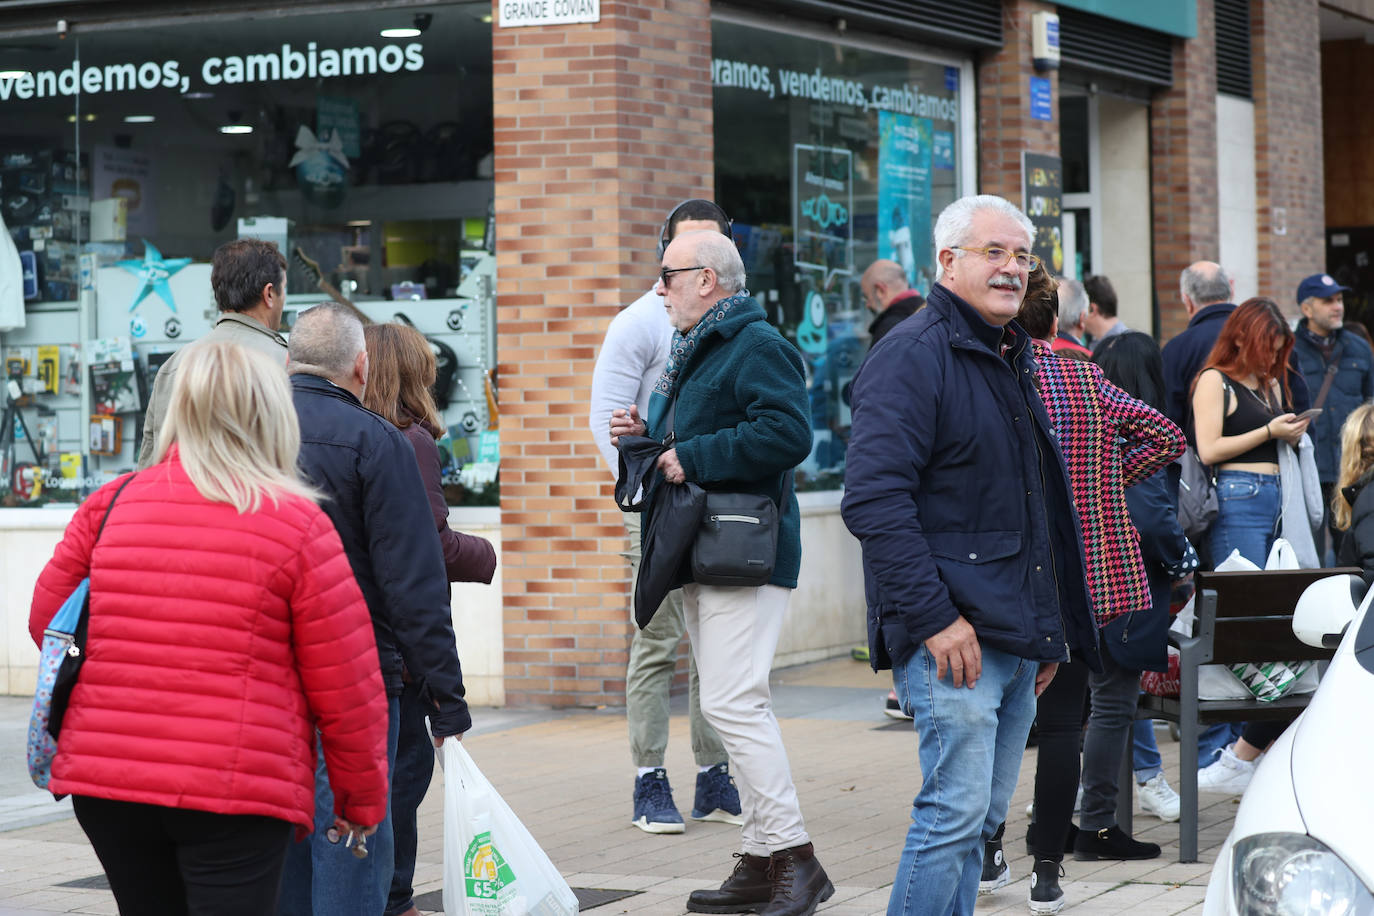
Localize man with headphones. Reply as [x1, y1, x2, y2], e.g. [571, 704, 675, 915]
[589, 200, 742, 835]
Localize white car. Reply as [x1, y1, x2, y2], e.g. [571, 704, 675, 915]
[1204, 574, 1374, 916]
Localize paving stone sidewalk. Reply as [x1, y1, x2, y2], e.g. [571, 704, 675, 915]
[0, 657, 1240, 915]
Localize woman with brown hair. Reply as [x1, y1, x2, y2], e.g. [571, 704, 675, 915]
[362, 323, 496, 916]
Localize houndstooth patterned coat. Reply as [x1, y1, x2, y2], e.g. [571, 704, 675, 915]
[1032, 341, 1187, 627]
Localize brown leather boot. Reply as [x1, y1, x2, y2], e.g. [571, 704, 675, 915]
[758, 843, 834, 916]
[686, 853, 773, 913]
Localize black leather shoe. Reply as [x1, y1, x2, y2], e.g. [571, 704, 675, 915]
[758, 843, 835, 916]
[687, 854, 772, 913]
[1073, 825, 1161, 861]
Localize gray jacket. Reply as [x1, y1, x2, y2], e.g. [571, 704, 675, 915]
[1278, 433, 1323, 568]
[136, 312, 287, 468]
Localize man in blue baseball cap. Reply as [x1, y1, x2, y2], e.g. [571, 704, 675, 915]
[1291, 272, 1372, 560]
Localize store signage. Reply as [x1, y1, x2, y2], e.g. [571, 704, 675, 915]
[793, 144, 853, 287]
[1029, 77, 1053, 122]
[712, 56, 958, 122]
[1022, 153, 1063, 275]
[878, 112, 934, 292]
[0, 41, 426, 104]
[498, 0, 599, 27]
[115, 240, 191, 314]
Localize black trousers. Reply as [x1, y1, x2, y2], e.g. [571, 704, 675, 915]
[73, 795, 293, 916]
[1030, 661, 1092, 860]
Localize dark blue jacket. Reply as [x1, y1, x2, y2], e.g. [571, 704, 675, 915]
[841, 283, 1100, 672]
[1162, 302, 1310, 439]
[1291, 320, 1374, 483]
[645, 297, 811, 588]
[1110, 468, 1194, 672]
[291, 373, 470, 736]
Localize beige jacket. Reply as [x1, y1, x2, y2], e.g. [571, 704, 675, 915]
[136, 312, 287, 468]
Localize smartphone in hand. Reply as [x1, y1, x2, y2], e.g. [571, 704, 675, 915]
[1295, 408, 1323, 421]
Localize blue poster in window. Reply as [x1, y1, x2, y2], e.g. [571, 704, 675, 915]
[877, 112, 934, 293]
[932, 131, 954, 171]
[1030, 77, 1053, 122]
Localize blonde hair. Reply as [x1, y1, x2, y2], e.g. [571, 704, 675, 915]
[1332, 402, 1374, 531]
[362, 323, 441, 431]
[152, 338, 320, 512]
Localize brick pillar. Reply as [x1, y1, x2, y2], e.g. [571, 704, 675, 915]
[977, 0, 1060, 202]
[492, 1, 713, 707]
[1150, 0, 1218, 342]
[1252, 0, 1324, 316]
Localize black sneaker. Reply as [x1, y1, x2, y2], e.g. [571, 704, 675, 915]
[1072, 824, 1160, 861]
[978, 822, 1008, 895]
[1028, 858, 1065, 915]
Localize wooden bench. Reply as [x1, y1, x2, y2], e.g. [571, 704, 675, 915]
[1121, 567, 1360, 862]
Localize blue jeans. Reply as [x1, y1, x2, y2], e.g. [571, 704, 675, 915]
[279, 695, 401, 916]
[387, 682, 436, 916]
[1133, 718, 1162, 782]
[888, 645, 1038, 916]
[1208, 470, 1281, 568]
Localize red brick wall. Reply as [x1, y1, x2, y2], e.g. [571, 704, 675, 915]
[1150, 0, 1218, 343]
[491, 0, 714, 707]
[977, 0, 1060, 201]
[1252, 0, 1324, 314]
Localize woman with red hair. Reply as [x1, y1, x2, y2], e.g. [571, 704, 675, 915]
[1192, 298, 1311, 565]
[1189, 298, 1311, 794]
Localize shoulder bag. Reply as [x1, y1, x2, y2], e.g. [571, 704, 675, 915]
[1178, 375, 1230, 542]
[28, 474, 135, 793]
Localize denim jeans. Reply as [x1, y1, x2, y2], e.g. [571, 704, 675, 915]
[1133, 719, 1162, 782]
[387, 682, 436, 916]
[1208, 470, 1281, 568]
[279, 695, 401, 916]
[888, 645, 1038, 916]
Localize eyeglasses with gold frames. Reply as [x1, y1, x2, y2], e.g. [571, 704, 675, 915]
[950, 246, 1041, 272]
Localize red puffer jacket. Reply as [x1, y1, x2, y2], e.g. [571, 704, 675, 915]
[29, 456, 389, 830]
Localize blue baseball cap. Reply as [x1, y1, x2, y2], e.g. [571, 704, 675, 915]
[1296, 273, 1350, 304]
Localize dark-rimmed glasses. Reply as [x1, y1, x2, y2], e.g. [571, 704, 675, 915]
[659, 265, 705, 287]
[951, 246, 1041, 272]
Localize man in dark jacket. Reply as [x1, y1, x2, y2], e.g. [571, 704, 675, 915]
[278, 303, 468, 916]
[1161, 261, 1310, 434]
[609, 231, 830, 916]
[1291, 272, 1373, 554]
[841, 194, 1099, 916]
[860, 258, 924, 346]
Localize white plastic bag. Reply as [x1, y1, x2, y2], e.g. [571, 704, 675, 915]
[441, 741, 579, 916]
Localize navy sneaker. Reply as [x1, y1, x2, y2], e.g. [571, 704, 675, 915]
[632, 768, 685, 834]
[691, 763, 744, 825]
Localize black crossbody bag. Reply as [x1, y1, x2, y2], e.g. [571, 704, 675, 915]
[667, 399, 791, 588]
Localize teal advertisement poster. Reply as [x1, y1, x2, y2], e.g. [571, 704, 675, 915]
[877, 112, 934, 293]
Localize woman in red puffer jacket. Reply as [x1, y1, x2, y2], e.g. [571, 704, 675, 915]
[29, 338, 389, 915]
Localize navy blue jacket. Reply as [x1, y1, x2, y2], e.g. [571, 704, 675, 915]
[841, 283, 1100, 672]
[1291, 320, 1374, 483]
[1162, 302, 1310, 440]
[291, 373, 470, 736]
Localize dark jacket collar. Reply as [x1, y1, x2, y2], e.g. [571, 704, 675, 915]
[928, 282, 1022, 358]
[1188, 302, 1236, 329]
[1342, 467, 1374, 509]
[1296, 317, 1342, 350]
[869, 290, 923, 335]
[291, 371, 362, 407]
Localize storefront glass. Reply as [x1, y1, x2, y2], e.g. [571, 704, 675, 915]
[710, 17, 969, 490]
[0, 2, 498, 507]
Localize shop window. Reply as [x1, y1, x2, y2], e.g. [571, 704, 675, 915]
[0, 2, 498, 508]
[711, 19, 968, 490]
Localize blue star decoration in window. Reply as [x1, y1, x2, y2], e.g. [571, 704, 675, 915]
[116, 240, 192, 313]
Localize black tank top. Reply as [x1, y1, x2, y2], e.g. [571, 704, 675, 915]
[1214, 370, 1279, 463]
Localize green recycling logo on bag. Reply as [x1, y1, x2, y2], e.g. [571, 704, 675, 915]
[464, 830, 518, 913]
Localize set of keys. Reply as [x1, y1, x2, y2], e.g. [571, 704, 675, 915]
[326, 824, 369, 859]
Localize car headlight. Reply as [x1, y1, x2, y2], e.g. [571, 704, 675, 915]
[1233, 833, 1374, 916]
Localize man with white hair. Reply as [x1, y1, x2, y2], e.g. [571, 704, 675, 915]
[841, 195, 1099, 916]
[1051, 277, 1092, 358]
[279, 303, 469, 916]
[610, 231, 830, 916]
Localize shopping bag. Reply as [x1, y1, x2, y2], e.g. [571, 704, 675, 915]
[441, 740, 578, 916]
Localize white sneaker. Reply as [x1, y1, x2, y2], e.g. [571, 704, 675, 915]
[1197, 743, 1257, 796]
[1025, 785, 1083, 819]
[1137, 773, 1181, 822]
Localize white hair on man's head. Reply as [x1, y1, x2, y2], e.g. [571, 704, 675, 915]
[1057, 278, 1089, 329]
[688, 230, 747, 294]
[932, 195, 1035, 282]
[287, 303, 365, 382]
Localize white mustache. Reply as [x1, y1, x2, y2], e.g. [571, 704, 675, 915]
[988, 275, 1022, 291]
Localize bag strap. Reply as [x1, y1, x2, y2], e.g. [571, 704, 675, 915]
[667, 392, 796, 508]
[72, 474, 138, 651]
[1312, 341, 1346, 411]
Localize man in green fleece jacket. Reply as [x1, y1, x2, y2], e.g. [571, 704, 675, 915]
[609, 230, 829, 916]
